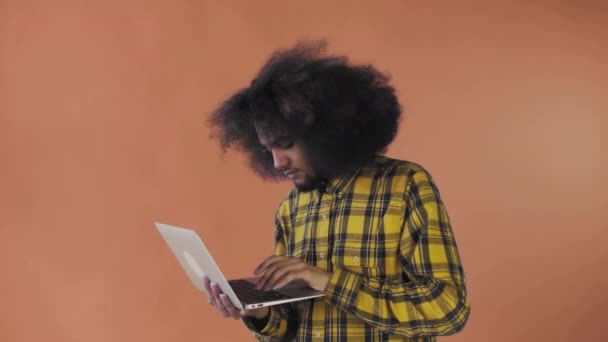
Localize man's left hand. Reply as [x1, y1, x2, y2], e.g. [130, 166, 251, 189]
[254, 256, 331, 292]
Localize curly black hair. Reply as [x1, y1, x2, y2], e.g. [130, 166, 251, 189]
[208, 40, 402, 181]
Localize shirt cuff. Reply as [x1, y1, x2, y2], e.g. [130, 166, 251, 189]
[242, 307, 286, 337]
[324, 265, 364, 312]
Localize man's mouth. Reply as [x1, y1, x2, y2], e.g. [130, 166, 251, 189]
[284, 170, 296, 178]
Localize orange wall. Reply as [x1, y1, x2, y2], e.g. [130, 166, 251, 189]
[1, 1, 606, 341]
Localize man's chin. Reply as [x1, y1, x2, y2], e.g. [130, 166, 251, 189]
[295, 183, 316, 192]
[293, 177, 323, 192]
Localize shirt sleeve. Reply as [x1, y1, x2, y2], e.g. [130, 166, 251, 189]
[242, 217, 298, 341]
[242, 305, 293, 341]
[324, 169, 470, 337]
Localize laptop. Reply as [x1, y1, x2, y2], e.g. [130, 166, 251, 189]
[155, 222, 325, 310]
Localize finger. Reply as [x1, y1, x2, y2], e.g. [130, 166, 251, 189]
[254, 255, 303, 275]
[257, 258, 302, 290]
[268, 264, 308, 291]
[256, 258, 302, 290]
[214, 296, 230, 317]
[211, 282, 223, 297]
[202, 277, 214, 305]
[261, 262, 307, 291]
[273, 268, 307, 289]
[219, 294, 241, 319]
[254, 255, 285, 275]
[210, 283, 230, 317]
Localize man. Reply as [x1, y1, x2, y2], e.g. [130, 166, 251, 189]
[206, 41, 470, 341]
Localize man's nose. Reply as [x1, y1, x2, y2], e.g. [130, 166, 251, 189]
[271, 149, 289, 170]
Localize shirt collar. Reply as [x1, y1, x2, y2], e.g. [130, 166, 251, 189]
[320, 156, 384, 199]
[306, 156, 385, 200]
[324, 170, 358, 199]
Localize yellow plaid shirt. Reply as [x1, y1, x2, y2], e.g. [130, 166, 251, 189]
[244, 156, 470, 341]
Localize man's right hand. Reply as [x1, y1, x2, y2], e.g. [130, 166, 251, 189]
[202, 276, 269, 321]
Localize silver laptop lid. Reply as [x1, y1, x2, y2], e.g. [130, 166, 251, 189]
[154, 222, 245, 309]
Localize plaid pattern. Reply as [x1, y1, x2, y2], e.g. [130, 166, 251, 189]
[245, 156, 470, 341]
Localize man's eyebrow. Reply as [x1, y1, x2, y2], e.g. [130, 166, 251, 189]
[259, 138, 276, 147]
[258, 139, 279, 151]
[263, 136, 291, 147]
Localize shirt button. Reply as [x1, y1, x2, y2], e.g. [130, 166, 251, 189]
[353, 256, 359, 263]
[315, 331, 321, 337]
[322, 214, 328, 220]
[319, 252, 325, 259]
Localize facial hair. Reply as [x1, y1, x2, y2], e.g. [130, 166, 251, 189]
[294, 174, 326, 192]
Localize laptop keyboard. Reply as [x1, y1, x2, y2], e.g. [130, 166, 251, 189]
[228, 279, 290, 304]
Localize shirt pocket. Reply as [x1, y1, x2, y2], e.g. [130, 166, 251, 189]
[331, 198, 405, 279]
[331, 246, 380, 278]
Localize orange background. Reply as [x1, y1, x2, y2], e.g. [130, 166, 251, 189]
[1, 1, 607, 341]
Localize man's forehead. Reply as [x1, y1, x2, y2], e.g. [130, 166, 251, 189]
[255, 124, 290, 146]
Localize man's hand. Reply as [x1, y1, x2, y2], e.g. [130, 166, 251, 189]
[254, 256, 332, 292]
[202, 276, 269, 320]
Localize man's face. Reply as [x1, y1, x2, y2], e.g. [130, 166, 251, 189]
[258, 134, 322, 191]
